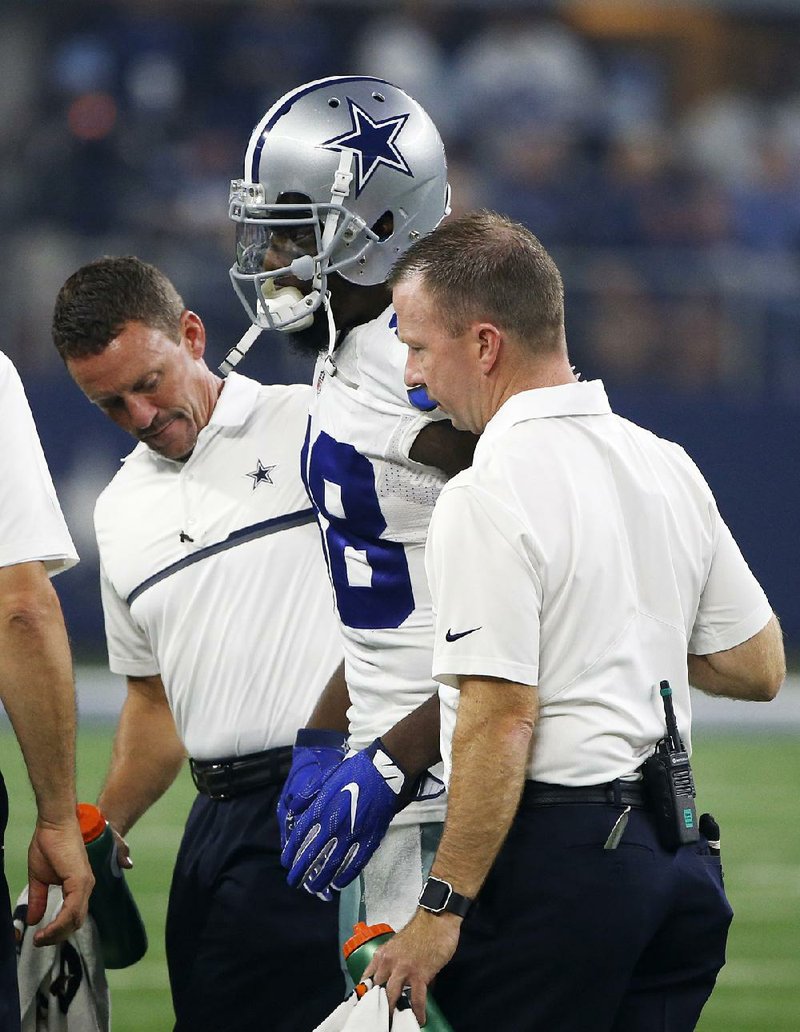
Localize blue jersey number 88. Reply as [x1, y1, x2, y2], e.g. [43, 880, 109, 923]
[304, 429, 414, 629]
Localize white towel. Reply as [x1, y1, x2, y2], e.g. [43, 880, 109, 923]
[311, 992, 358, 1032]
[312, 982, 421, 1032]
[362, 825, 426, 933]
[14, 885, 110, 1031]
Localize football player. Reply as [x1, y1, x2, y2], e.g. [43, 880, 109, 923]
[226, 76, 476, 943]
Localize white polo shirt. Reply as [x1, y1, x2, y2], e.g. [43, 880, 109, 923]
[426, 379, 773, 786]
[95, 371, 341, 759]
[0, 351, 77, 574]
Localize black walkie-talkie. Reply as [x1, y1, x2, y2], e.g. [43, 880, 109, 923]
[641, 680, 699, 850]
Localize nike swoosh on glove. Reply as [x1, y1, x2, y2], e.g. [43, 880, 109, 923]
[277, 728, 348, 852]
[282, 738, 408, 896]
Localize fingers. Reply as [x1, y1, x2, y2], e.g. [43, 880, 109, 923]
[360, 961, 427, 1026]
[290, 834, 348, 895]
[282, 821, 322, 880]
[297, 837, 338, 891]
[329, 842, 360, 891]
[308, 884, 336, 903]
[27, 822, 95, 946]
[401, 979, 427, 1027]
[36, 865, 95, 946]
[283, 811, 352, 894]
[33, 897, 81, 947]
[110, 826, 133, 870]
[29, 875, 93, 947]
[25, 878, 48, 929]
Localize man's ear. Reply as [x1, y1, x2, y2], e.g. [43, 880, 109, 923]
[181, 310, 206, 358]
[476, 323, 502, 374]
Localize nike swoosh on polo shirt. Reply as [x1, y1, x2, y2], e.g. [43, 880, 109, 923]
[445, 626, 482, 642]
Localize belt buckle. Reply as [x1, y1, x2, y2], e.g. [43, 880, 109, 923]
[207, 761, 232, 800]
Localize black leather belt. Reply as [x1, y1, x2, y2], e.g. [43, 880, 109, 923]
[190, 745, 293, 800]
[524, 779, 646, 809]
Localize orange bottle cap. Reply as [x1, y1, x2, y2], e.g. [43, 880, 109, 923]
[343, 921, 394, 958]
[77, 802, 107, 844]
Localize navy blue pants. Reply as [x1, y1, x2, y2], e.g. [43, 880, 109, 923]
[0, 774, 21, 1032]
[434, 786, 733, 1032]
[166, 783, 344, 1031]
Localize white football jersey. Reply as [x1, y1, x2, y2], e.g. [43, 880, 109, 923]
[304, 306, 448, 823]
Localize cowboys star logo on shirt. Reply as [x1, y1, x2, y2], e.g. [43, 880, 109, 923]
[321, 99, 412, 196]
[246, 459, 276, 489]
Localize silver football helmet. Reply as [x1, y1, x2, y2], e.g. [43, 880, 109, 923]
[228, 75, 450, 337]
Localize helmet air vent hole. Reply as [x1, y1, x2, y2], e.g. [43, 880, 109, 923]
[328, 97, 340, 108]
[372, 210, 394, 241]
[373, 92, 385, 102]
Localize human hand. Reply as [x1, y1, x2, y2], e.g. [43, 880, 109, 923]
[282, 738, 406, 896]
[107, 821, 134, 870]
[277, 729, 348, 851]
[363, 910, 461, 1026]
[26, 815, 94, 946]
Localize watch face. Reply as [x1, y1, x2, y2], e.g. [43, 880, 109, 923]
[420, 878, 450, 912]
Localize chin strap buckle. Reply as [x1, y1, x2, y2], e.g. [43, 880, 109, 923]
[219, 323, 262, 376]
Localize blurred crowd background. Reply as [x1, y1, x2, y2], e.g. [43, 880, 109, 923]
[1, 0, 798, 659]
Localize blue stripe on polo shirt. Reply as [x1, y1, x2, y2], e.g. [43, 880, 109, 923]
[126, 508, 317, 607]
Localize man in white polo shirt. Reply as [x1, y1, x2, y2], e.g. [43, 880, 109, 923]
[0, 351, 94, 1031]
[363, 211, 786, 1031]
[51, 257, 344, 1031]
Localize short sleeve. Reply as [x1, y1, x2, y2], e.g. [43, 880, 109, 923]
[99, 560, 159, 677]
[689, 511, 773, 655]
[0, 353, 78, 575]
[425, 483, 542, 689]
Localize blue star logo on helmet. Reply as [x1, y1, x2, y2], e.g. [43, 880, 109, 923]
[321, 99, 412, 196]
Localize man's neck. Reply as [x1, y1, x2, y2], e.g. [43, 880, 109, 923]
[329, 279, 391, 336]
[484, 354, 578, 430]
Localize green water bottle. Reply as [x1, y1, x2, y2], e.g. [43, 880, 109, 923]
[343, 921, 454, 1031]
[78, 803, 148, 968]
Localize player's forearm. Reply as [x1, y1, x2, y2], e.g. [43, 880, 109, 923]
[429, 677, 537, 899]
[98, 678, 186, 836]
[0, 567, 78, 824]
[304, 660, 350, 733]
[381, 691, 442, 778]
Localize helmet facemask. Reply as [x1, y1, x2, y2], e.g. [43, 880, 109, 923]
[229, 151, 380, 333]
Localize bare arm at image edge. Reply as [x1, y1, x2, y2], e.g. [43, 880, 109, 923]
[0, 560, 94, 945]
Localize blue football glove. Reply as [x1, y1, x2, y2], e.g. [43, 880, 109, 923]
[282, 738, 410, 897]
[277, 729, 347, 852]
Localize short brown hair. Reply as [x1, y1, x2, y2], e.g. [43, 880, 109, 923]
[389, 210, 564, 349]
[52, 256, 184, 361]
